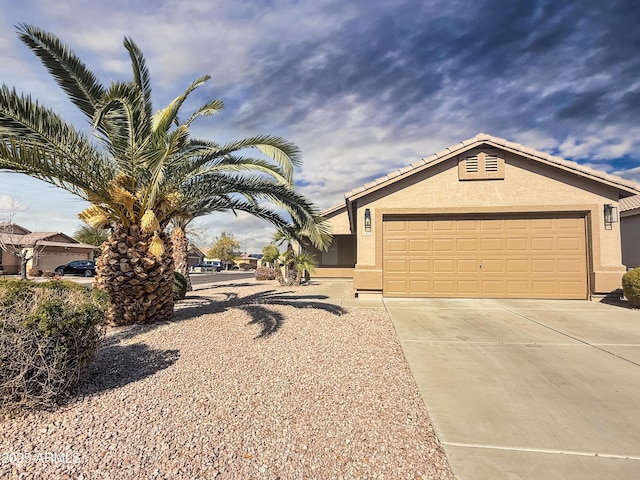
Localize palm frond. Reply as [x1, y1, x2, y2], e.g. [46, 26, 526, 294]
[218, 135, 301, 184]
[180, 173, 332, 250]
[124, 37, 153, 140]
[93, 81, 148, 170]
[151, 75, 211, 136]
[185, 99, 224, 126]
[0, 87, 113, 198]
[184, 155, 289, 185]
[143, 124, 190, 218]
[16, 24, 104, 121]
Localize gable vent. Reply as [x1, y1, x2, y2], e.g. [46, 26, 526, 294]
[458, 151, 505, 180]
[485, 155, 499, 172]
[465, 156, 479, 173]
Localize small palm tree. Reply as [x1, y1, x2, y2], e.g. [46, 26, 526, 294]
[0, 25, 328, 324]
[272, 217, 329, 286]
[292, 251, 317, 285]
[261, 244, 280, 268]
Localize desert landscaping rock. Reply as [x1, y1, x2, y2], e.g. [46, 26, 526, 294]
[1, 279, 453, 479]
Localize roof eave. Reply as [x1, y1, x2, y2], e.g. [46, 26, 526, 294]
[320, 202, 348, 217]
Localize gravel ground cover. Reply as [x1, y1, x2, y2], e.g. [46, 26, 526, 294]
[1, 279, 454, 479]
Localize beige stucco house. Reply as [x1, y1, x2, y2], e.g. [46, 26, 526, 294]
[0, 223, 95, 275]
[621, 195, 640, 269]
[308, 133, 640, 300]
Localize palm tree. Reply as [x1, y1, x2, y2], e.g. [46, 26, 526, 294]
[0, 25, 328, 324]
[292, 252, 318, 285]
[272, 215, 330, 286]
[261, 244, 280, 268]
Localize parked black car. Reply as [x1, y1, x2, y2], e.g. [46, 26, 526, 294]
[54, 260, 97, 277]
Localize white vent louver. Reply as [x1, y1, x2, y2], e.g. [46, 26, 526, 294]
[466, 156, 479, 173]
[485, 155, 499, 172]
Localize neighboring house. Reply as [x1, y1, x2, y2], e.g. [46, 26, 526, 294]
[234, 253, 262, 269]
[186, 244, 206, 269]
[621, 195, 640, 269]
[0, 223, 95, 275]
[308, 133, 640, 300]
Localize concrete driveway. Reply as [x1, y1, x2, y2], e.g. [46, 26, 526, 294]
[384, 298, 640, 480]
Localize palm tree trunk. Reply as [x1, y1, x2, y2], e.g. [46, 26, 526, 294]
[286, 265, 297, 286]
[275, 260, 287, 286]
[171, 226, 192, 292]
[94, 224, 174, 325]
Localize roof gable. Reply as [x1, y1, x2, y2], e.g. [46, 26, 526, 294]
[345, 133, 640, 201]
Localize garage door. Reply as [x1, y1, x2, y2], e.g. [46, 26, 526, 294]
[383, 215, 587, 299]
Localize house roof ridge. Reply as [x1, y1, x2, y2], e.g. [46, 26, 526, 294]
[343, 133, 640, 200]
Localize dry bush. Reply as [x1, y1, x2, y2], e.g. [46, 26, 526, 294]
[0, 279, 109, 411]
[254, 267, 276, 281]
[27, 268, 43, 277]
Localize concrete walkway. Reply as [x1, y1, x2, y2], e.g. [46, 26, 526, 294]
[384, 298, 640, 480]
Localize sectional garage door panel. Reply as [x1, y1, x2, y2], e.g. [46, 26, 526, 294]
[382, 216, 587, 299]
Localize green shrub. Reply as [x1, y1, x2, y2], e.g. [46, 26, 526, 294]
[0, 279, 108, 411]
[622, 268, 640, 308]
[254, 267, 276, 281]
[173, 271, 188, 301]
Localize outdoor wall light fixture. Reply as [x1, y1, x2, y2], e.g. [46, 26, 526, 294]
[364, 208, 372, 232]
[604, 204, 618, 227]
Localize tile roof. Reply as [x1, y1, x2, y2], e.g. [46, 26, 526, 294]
[19, 232, 61, 244]
[0, 226, 87, 248]
[344, 133, 640, 200]
[36, 240, 95, 249]
[620, 195, 640, 212]
[320, 202, 348, 217]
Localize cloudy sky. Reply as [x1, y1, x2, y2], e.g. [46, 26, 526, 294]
[1, 0, 639, 252]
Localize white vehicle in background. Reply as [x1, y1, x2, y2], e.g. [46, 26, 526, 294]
[191, 260, 222, 272]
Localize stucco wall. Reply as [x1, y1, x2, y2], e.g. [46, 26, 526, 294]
[621, 212, 640, 268]
[352, 150, 626, 296]
[0, 251, 20, 274]
[323, 207, 351, 235]
[315, 207, 356, 278]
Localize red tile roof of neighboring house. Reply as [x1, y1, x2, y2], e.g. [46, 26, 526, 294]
[344, 133, 640, 200]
